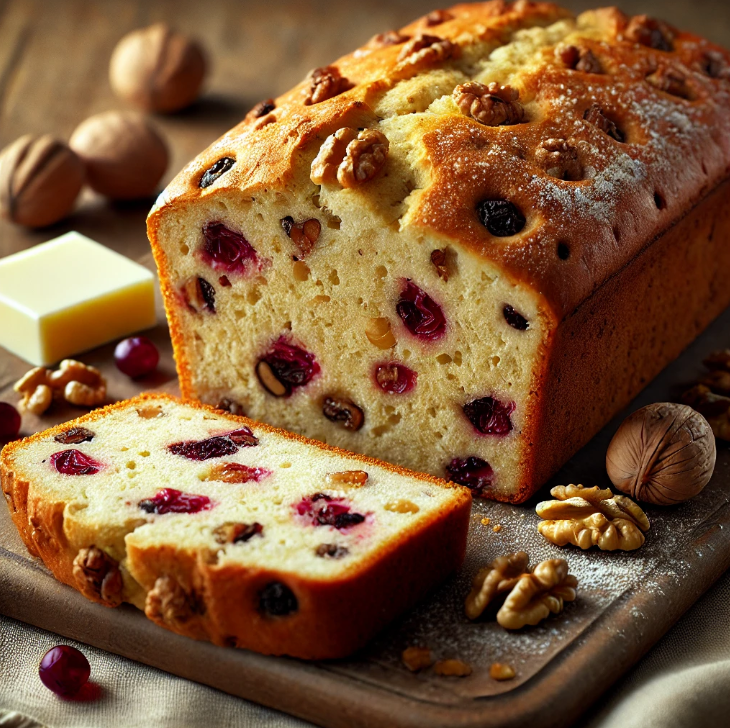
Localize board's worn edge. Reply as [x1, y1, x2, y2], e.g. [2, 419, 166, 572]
[2, 493, 730, 728]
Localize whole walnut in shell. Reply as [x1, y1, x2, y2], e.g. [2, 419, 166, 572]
[69, 111, 168, 200]
[109, 23, 206, 113]
[606, 403, 716, 505]
[0, 135, 85, 227]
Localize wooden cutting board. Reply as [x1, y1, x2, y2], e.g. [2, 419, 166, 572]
[1, 301, 729, 728]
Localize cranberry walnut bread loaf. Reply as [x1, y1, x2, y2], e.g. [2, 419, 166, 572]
[0, 395, 470, 659]
[147, 1, 730, 503]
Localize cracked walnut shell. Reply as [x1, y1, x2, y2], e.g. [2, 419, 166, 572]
[606, 403, 716, 505]
[537, 484, 649, 551]
[453, 82, 525, 126]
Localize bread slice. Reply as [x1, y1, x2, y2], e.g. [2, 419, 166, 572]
[0, 394, 470, 659]
[147, 1, 730, 503]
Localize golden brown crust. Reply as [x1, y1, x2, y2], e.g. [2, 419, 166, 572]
[148, 1, 730, 321]
[0, 394, 471, 658]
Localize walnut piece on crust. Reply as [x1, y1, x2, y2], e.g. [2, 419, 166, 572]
[623, 14, 674, 52]
[337, 129, 389, 188]
[556, 44, 602, 73]
[497, 558, 578, 629]
[536, 483, 650, 551]
[396, 33, 460, 72]
[311, 128, 389, 188]
[145, 574, 204, 627]
[535, 138, 582, 181]
[369, 30, 409, 48]
[304, 65, 352, 105]
[646, 65, 692, 99]
[72, 546, 123, 607]
[453, 82, 525, 126]
[465, 550, 529, 620]
[423, 9, 454, 27]
[583, 103, 625, 142]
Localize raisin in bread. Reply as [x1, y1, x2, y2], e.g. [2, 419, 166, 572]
[0, 394, 470, 659]
[147, 1, 730, 503]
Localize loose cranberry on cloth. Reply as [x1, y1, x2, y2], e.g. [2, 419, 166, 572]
[38, 646, 90, 697]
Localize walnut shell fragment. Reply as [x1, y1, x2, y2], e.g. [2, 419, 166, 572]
[536, 484, 649, 551]
[606, 403, 716, 505]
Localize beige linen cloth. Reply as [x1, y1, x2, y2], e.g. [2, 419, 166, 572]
[1, 571, 729, 728]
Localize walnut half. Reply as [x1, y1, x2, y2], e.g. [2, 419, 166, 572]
[536, 484, 650, 551]
[311, 128, 389, 188]
[72, 546, 123, 607]
[145, 574, 205, 628]
[497, 559, 578, 630]
[465, 550, 528, 620]
[453, 82, 525, 126]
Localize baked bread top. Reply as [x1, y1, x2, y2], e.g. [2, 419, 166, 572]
[149, 1, 730, 321]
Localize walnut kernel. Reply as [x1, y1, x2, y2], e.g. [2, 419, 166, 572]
[397, 34, 460, 71]
[465, 551, 528, 620]
[434, 659, 472, 677]
[556, 44, 602, 73]
[305, 66, 352, 105]
[490, 663, 516, 681]
[624, 15, 674, 52]
[369, 30, 409, 48]
[326, 470, 369, 487]
[682, 384, 730, 440]
[280, 216, 321, 257]
[337, 129, 389, 188]
[73, 546, 123, 607]
[535, 138, 582, 180]
[583, 103, 624, 142]
[365, 317, 396, 349]
[606, 403, 716, 505]
[537, 483, 649, 550]
[453, 82, 525, 126]
[497, 559, 577, 629]
[145, 574, 203, 626]
[384, 499, 419, 514]
[402, 646, 434, 672]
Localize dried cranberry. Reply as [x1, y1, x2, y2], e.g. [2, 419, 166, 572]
[54, 427, 95, 445]
[38, 645, 90, 697]
[463, 396, 515, 436]
[202, 222, 258, 274]
[114, 336, 159, 378]
[446, 456, 494, 496]
[257, 337, 320, 396]
[259, 581, 298, 616]
[477, 199, 526, 236]
[50, 450, 102, 476]
[374, 362, 417, 394]
[199, 157, 235, 189]
[0, 402, 21, 441]
[168, 427, 258, 460]
[297, 494, 366, 530]
[198, 278, 216, 311]
[396, 281, 446, 340]
[503, 305, 529, 330]
[138, 488, 212, 515]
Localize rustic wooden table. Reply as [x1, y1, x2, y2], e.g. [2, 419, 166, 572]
[2, 2, 730, 727]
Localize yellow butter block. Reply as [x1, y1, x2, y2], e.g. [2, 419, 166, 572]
[0, 231, 156, 366]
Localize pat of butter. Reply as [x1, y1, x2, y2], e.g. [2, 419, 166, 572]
[0, 231, 156, 366]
